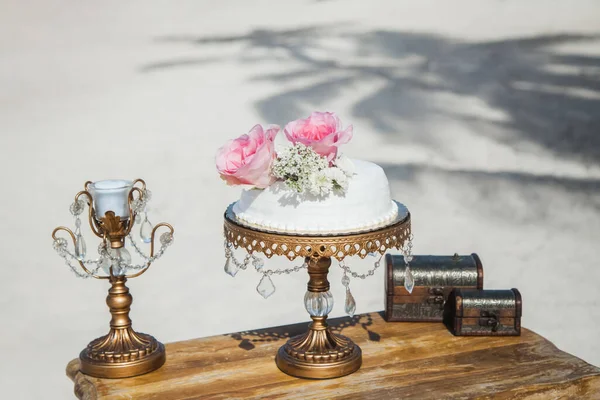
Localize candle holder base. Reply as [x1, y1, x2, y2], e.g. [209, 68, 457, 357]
[78, 276, 166, 379]
[79, 335, 165, 379]
[275, 316, 362, 379]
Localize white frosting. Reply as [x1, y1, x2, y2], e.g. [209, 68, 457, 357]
[233, 159, 400, 234]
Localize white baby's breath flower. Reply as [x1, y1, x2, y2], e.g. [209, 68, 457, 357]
[334, 155, 355, 177]
[308, 170, 333, 197]
[324, 167, 349, 192]
[272, 143, 329, 193]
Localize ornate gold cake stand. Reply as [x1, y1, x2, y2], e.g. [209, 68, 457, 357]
[224, 203, 411, 379]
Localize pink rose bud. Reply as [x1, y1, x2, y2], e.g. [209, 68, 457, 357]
[284, 111, 353, 162]
[215, 124, 280, 188]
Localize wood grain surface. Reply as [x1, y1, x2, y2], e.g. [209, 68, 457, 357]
[66, 312, 600, 399]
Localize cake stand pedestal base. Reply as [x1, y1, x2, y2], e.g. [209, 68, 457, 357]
[275, 316, 362, 379]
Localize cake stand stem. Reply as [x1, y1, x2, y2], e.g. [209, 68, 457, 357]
[275, 256, 362, 379]
[79, 276, 165, 378]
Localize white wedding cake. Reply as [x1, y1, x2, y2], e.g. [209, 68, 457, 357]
[233, 159, 401, 233]
[216, 112, 406, 234]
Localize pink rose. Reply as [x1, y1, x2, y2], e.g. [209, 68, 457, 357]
[216, 124, 279, 188]
[284, 112, 353, 161]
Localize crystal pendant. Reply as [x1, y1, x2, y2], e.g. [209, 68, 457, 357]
[140, 215, 153, 243]
[256, 274, 276, 299]
[345, 288, 356, 317]
[304, 291, 334, 316]
[75, 233, 86, 260]
[404, 265, 415, 294]
[224, 257, 239, 277]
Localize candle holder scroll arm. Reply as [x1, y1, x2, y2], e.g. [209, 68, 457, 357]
[123, 186, 146, 237]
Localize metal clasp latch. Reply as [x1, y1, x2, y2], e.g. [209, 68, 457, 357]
[479, 310, 500, 332]
[427, 287, 445, 307]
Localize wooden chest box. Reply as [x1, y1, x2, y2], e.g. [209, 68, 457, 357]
[384, 253, 483, 322]
[444, 288, 522, 336]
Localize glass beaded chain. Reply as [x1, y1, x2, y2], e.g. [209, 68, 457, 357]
[223, 241, 308, 299]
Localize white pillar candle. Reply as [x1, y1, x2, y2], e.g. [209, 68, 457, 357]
[89, 180, 134, 219]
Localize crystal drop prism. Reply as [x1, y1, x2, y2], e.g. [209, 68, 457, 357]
[140, 216, 153, 243]
[404, 265, 415, 294]
[224, 257, 239, 277]
[256, 274, 276, 299]
[345, 288, 356, 317]
[75, 233, 86, 260]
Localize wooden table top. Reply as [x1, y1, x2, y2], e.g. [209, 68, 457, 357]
[67, 312, 600, 399]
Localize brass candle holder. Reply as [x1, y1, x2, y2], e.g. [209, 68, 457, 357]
[223, 204, 411, 379]
[52, 179, 174, 379]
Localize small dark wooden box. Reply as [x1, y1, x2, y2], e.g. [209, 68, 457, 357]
[384, 253, 484, 322]
[444, 288, 522, 336]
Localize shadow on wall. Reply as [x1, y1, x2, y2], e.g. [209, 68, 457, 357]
[380, 162, 600, 222]
[144, 28, 600, 166]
